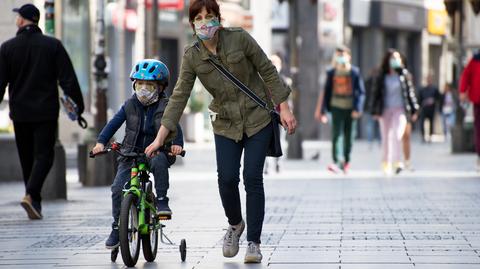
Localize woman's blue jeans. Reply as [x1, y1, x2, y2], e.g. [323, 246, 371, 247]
[214, 123, 272, 244]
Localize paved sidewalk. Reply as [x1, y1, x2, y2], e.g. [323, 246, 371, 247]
[0, 140, 479, 269]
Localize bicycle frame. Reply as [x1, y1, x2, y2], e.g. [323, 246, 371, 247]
[122, 161, 157, 235]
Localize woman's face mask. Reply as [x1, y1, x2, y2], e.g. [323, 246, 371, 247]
[134, 81, 159, 106]
[389, 57, 402, 70]
[193, 17, 220, 40]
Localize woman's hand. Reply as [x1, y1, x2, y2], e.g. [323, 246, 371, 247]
[91, 143, 105, 155]
[169, 145, 183, 156]
[279, 102, 297, 135]
[145, 138, 163, 158]
[145, 125, 171, 157]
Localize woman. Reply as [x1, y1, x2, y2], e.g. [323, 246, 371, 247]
[145, 0, 296, 264]
[371, 49, 419, 175]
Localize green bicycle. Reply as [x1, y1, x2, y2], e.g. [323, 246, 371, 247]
[90, 142, 187, 267]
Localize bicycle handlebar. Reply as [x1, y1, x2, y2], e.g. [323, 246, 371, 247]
[89, 142, 186, 159]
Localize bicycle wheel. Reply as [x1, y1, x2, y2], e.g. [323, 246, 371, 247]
[142, 208, 158, 262]
[119, 193, 140, 267]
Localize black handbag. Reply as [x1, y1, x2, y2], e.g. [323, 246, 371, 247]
[194, 43, 283, 157]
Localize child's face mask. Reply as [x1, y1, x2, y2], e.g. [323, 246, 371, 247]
[134, 81, 159, 106]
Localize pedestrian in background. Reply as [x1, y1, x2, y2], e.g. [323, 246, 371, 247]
[0, 4, 84, 219]
[418, 73, 440, 143]
[315, 45, 365, 174]
[364, 67, 381, 149]
[371, 49, 419, 175]
[459, 50, 480, 171]
[145, 0, 297, 263]
[264, 53, 291, 174]
[440, 82, 457, 141]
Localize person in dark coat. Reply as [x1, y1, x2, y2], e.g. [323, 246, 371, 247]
[0, 4, 85, 219]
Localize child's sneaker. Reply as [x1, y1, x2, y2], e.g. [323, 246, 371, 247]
[156, 197, 172, 216]
[327, 163, 341, 174]
[20, 194, 42, 220]
[223, 220, 245, 257]
[244, 241, 262, 263]
[105, 226, 119, 249]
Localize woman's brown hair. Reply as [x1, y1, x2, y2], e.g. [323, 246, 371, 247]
[188, 0, 222, 24]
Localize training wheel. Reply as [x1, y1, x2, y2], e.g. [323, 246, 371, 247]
[179, 239, 187, 262]
[111, 247, 119, 262]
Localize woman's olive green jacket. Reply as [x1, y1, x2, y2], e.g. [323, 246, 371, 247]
[162, 27, 291, 142]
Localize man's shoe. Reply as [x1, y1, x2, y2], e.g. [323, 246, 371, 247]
[244, 241, 263, 263]
[105, 227, 119, 249]
[223, 220, 245, 258]
[20, 195, 42, 220]
[156, 197, 172, 216]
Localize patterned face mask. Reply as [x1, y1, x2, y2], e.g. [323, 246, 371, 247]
[134, 82, 159, 106]
[194, 17, 221, 40]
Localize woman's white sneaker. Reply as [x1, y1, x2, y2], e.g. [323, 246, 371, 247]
[222, 220, 245, 257]
[244, 241, 262, 263]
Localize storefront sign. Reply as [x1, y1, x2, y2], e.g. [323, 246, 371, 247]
[428, 9, 448, 35]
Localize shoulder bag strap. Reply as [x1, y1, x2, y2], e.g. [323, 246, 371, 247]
[194, 43, 278, 116]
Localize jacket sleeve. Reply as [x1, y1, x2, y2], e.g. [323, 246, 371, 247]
[460, 60, 472, 94]
[241, 30, 290, 105]
[97, 105, 127, 145]
[172, 123, 184, 147]
[161, 50, 196, 140]
[354, 69, 366, 113]
[55, 41, 85, 114]
[321, 70, 333, 114]
[404, 70, 419, 114]
[0, 44, 7, 103]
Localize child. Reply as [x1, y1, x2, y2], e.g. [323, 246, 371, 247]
[91, 59, 184, 249]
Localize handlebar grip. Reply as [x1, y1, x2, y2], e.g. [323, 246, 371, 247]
[89, 150, 108, 158]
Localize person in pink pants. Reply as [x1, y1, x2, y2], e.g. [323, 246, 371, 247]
[370, 49, 419, 175]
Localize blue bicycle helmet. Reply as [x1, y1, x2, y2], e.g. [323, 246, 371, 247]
[130, 59, 169, 85]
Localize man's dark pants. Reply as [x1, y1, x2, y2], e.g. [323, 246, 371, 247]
[13, 120, 57, 202]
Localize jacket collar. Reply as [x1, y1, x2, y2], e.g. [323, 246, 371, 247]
[196, 28, 223, 61]
[16, 24, 42, 36]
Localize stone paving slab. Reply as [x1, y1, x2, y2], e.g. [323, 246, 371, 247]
[1, 141, 480, 268]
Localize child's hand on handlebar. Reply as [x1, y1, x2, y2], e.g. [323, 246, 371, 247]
[169, 145, 183, 156]
[92, 143, 105, 155]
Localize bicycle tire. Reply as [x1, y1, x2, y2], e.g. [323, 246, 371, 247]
[142, 208, 158, 262]
[119, 193, 140, 267]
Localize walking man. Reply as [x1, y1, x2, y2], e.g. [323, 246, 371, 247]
[0, 4, 84, 219]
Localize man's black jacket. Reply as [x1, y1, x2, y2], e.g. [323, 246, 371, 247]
[0, 24, 84, 122]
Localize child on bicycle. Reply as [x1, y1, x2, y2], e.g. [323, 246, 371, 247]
[91, 59, 184, 249]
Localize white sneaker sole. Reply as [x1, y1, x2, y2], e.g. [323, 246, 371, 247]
[244, 255, 262, 263]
